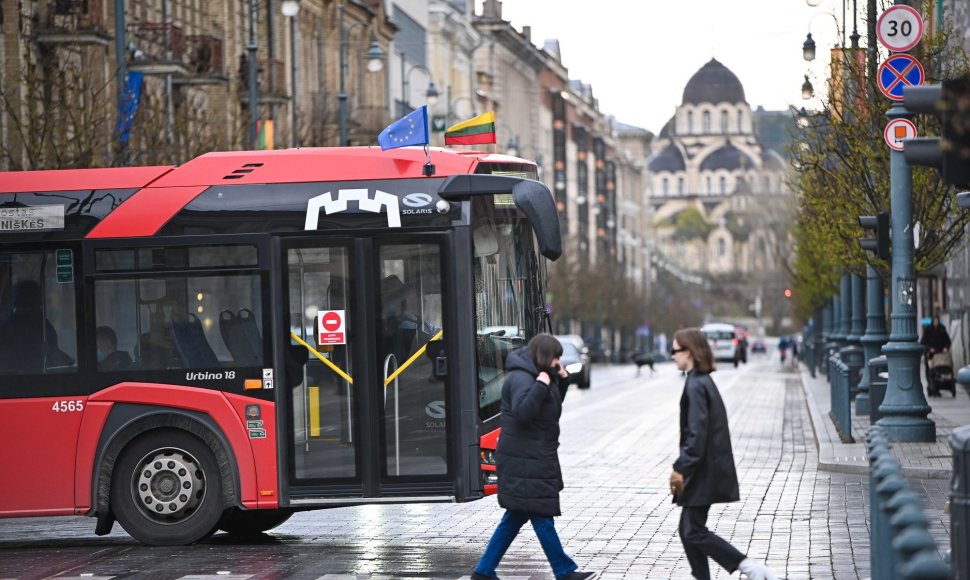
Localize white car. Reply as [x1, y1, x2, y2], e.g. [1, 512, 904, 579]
[701, 322, 742, 367]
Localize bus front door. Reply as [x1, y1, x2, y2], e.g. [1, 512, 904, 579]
[281, 237, 454, 503]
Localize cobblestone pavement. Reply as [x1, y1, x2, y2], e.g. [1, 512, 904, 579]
[0, 356, 955, 579]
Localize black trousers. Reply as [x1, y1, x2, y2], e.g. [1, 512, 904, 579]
[678, 505, 745, 580]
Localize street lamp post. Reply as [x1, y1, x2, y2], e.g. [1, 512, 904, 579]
[338, 4, 385, 146]
[400, 54, 438, 115]
[282, 0, 300, 148]
[878, 97, 936, 442]
[247, 0, 259, 149]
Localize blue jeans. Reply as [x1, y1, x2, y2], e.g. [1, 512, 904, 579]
[474, 510, 578, 579]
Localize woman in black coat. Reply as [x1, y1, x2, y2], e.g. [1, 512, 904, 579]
[471, 334, 596, 580]
[669, 328, 777, 580]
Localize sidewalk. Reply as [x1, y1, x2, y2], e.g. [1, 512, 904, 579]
[801, 363, 970, 478]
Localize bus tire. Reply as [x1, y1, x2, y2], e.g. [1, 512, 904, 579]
[111, 428, 223, 546]
[219, 508, 294, 537]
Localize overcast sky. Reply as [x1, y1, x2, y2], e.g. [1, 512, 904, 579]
[478, 0, 858, 134]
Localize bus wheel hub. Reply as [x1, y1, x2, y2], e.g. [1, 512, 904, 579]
[136, 449, 205, 518]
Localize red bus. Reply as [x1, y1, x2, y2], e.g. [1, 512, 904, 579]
[0, 147, 560, 545]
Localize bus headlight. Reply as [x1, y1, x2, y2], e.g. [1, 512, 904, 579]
[565, 363, 583, 374]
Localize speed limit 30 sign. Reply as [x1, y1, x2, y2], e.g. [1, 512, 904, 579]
[877, 5, 924, 52]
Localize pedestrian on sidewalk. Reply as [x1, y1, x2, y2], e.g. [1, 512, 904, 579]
[920, 314, 951, 397]
[470, 333, 597, 580]
[669, 328, 779, 580]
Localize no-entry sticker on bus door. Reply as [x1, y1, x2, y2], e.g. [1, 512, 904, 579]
[317, 310, 346, 345]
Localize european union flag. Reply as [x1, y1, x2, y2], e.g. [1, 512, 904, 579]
[378, 106, 429, 151]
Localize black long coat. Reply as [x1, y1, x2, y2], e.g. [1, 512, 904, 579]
[495, 347, 566, 517]
[673, 369, 740, 507]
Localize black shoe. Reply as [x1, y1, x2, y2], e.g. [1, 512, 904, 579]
[471, 572, 500, 580]
[560, 572, 599, 580]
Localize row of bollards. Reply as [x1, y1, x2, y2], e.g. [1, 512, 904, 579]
[830, 354, 854, 442]
[867, 424, 951, 579]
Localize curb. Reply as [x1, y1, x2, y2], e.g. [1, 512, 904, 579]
[799, 369, 952, 480]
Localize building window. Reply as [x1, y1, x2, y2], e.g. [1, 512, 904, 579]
[687, 111, 694, 134]
[737, 110, 744, 132]
[718, 238, 726, 257]
[702, 111, 711, 133]
[678, 177, 684, 195]
[719, 176, 727, 194]
[720, 111, 729, 133]
[662, 177, 669, 195]
[763, 176, 771, 192]
[706, 176, 712, 193]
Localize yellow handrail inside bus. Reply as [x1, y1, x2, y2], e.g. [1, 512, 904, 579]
[384, 329, 443, 387]
[290, 332, 354, 385]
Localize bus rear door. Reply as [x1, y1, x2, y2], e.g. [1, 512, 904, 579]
[279, 233, 460, 504]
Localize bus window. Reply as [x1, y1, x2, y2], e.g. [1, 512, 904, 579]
[378, 242, 445, 476]
[473, 218, 534, 421]
[94, 274, 264, 371]
[0, 251, 77, 375]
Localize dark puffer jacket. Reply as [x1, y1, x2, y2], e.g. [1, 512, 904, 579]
[495, 347, 565, 517]
[673, 369, 740, 507]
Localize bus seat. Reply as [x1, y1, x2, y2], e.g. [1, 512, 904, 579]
[219, 308, 261, 366]
[171, 313, 220, 368]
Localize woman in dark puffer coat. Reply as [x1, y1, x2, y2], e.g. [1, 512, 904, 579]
[471, 334, 596, 580]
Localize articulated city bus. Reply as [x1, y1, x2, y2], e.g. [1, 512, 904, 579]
[0, 147, 561, 545]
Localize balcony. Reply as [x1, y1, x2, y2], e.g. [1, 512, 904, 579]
[174, 35, 228, 85]
[36, 0, 110, 46]
[127, 22, 187, 76]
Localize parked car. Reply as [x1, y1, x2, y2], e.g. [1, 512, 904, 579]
[555, 334, 591, 389]
[701, 322, 742, 367]
[751, 339, 768, 354]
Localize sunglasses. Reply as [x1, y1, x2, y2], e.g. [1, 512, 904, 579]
[671, 347, 688, 355]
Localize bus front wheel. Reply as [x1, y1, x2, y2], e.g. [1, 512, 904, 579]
[111, 429, 224, 546]
[219, 508, 294, 537]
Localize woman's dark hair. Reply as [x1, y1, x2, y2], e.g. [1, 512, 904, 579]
[528, 333, 563, 371]
[673, 328, 715, 374]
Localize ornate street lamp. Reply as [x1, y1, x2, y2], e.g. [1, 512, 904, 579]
[803, 32, 816, 62]
[338, 4, 385, 146]
[281, 0, 300, 148]
[400, 56, 438, 114]
[802, 75, 815, 100]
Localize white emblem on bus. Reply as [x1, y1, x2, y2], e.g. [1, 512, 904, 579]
[402, 193, 433, 208]
[304, 188, 401, 230]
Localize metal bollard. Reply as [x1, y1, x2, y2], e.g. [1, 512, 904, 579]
[832, 358, 853, 442]
[952, 424, 970, 580]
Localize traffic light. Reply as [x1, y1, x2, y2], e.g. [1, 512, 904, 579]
[902, 74, 970, 187]
[858, 211, 891, 260]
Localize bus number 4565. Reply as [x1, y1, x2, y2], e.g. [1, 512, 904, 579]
[52, 400, 84, 412]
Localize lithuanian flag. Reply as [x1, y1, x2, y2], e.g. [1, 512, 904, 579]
[444, 111, 496, 145]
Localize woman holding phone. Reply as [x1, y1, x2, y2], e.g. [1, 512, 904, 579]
[471, 333, 597, 580]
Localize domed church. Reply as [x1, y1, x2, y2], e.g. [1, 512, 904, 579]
[646, 58, 791, 278]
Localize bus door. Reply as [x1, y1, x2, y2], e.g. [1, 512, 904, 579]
[280, 235, 454, 501]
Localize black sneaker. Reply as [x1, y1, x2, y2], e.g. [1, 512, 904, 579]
[471, 572, 501, 580]
[560, 572, 599, 580]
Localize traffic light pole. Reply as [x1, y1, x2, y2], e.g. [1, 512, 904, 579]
[879, 101, 935, 442]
